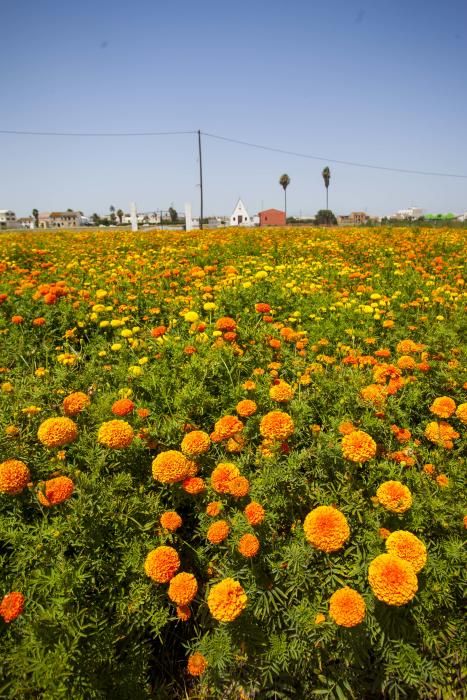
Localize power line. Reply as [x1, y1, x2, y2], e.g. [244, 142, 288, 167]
[0, 129, 196, 137]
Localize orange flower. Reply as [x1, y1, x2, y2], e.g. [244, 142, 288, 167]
[376, 481, 412, 513]
[397, 355, 416, 371]
[62, 391, 90, 416]
[176, 605, 191, 621]
[111, 398, 135, 416]
[244, 501, 265, 526]
[11, 315, 24, 324]
[160, 511, 182, 532]
[260, 411, 294, 441]
[97, 420, 134, 449]
[168, 572, 198, 605]
[360, 383, 387, 407]
[152, 451, 190, 483]
[228, 476, 250, 498]
[207, 520, 230, 544]
[368, 553, 418, 605]
[238, 533, 260, 557]
[385, 531, 427, 573]
[423, 463, 435, 476]
[455, 402, 467, 424]
[255, 303, 271, 313]
[378, 527, 391, 540]
[303, 506, 350, 553]
[214, 415, 243, 440]
[187, 652, 208, 676]
[424, 421, 459, 449]
[215, 316, 237, 332]
[315, 612, 326, 624]
[269, 381, 294, 403]
[151, 325, 167, 338]
[329, 587, 365, 627]
[341, 430, 376, 463]
[396, 339, 420, 354]
[144, 546, 180, 583]
[338, 421, 355, 435]
[436, 474, 449, 488]
[182, 476, 205, 494]
[236, 399, 257, 417]
[430, 396, 456, 419]
[38, 417, 78, 448]
[211, 462, 240, 494]
[0, 592, 25, 623]
[0, 459, 31, 495]
[137, 407, 151, 419]
[181, 430, 211, 457]
[207, 578, 247, 622]
[242, 380, 256, 391]
[38, 476, 74, 506]
[206, 501, 222, 517]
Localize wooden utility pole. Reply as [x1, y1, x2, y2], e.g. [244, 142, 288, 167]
[198, 130, 204, 229]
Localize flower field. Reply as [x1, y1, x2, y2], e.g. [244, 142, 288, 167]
[0, 226, 465, 699]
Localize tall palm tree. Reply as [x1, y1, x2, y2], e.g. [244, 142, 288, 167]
[279, 174, 291, 221]
[116, 209, 124, 224]
[322, 167, 331, 210]
[32, 209, 39, 228]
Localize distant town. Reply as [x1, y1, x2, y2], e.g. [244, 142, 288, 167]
[1, 201, 466, 231]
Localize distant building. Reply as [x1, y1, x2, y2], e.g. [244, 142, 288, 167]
[337, 211, 370, 226]
[230, 199, 253, 226]
[0, 210, 18, 229]
[17, 216, 35, 229]
[393, 207, 424, 220]
[456, 212, 467, 222]
[259, 209, 286, 226]
[39, 211, 81, 228]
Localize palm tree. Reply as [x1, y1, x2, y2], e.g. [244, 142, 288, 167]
[116, 209, 124, 224]
[322, 167, 331, 210]
[109, 205, 116, 224]
[32, 209, 39, 228]
[279, 174, 291, 221]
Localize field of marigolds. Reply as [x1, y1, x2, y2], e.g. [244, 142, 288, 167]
[0, 225, 465, 699]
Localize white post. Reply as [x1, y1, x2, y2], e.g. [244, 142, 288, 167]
[185, 202, 192, 231]
[130, 202, 138, 231]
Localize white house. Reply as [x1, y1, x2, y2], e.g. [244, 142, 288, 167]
[0, 210, 19, 229]
[230, 199, 253, 227]
[456, 212, 467, 222]
[394, 207, 424, 220]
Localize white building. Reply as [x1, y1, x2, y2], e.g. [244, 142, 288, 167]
[456, 212, 467, 222]
[0, 210, 19, 229]
[394, 207, 424, 220]
[230, 199, 253, 227]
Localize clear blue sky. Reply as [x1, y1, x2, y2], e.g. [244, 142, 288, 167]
[1, 0, 467, 218]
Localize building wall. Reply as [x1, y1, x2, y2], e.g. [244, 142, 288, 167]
[259, 210, 286, 226]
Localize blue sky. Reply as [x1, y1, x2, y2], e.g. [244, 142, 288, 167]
[1, 0, 467, 218]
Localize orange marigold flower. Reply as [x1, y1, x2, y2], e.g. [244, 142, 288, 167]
[255, 303, 271, 313]
[226, 434, 246, 453]
[152, 450, 190, 483]
[215, 316, 237, 332]
[181, 430, 211, 457]
[260, 410, 294, 441]
[379, 527, 391, 540]
[151, 325, 167, 338]
[424, 421, 459, 449]
[38, 417, 78, 448]
[396, 339, 420, 354]
[207, 578, 247, 622]
[242, 380, 256, 391]
[11, 315, 24, 325]
[207, 520, 230, 544]
[244, 501, 265, 526]
[423, 463, 435, 476]
[38, 476, 74, 507]
[176, 605, 191, 621]
[62, 391, 90, 416]
[111, 398, 135, 416]
[430, 396, 456, 419]
[455, 402, 467, 424]
[236, 399, 257, 417]
[144, 546, 180, 583]
[228, 475, 250, 498]
[187, 652, 208, 676]
[137, 407, 151, 419]
[329, 587, 365, 627]
[211, 462, 240, 494]
[238, 533, 260, 558]
[368, 553, 418, 606]
[182, 476, 205, 494]
[269, 381, 294, 403]
[315, 612, 326, 624]
[160, 511, 182, 532]
[0, 459, 31, 495]
[214, 415, 243, 440]
[97, 420, 134, 449]
[0, 592, 25, 623]
[168, 572, 198, 606]
[397, 355, 417, 371]
[389, 450, 416, 468]
[436, 474, 449, 488]
[206, 501, 222, 516]
[303, 506, 350, 553]
[376, 481, 412, 513]
[385, 531, 427, 573]
[360, 383, 387, 407]
[341, 430, 376, 463]
[338, 421, 355, 435]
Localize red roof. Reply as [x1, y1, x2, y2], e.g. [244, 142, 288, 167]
[258, 208, 285, 215]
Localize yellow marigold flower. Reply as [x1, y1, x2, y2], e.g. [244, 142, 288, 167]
[236, 399, 257, 417]
[207, 578, 247, 622]
[184, 311, 199, 323]
[37, 476, 74, 507]
[38, 417, 78, 448]
[385, 531, 427, 573]
[430, 396, 456, 418]
[315, 612, 326, 624]
[329, 587, 366, 627]
[97, 420, 134, 449]
[62, 391, 90, 416]
[269, 381, 295, 403]
[160, 511, 182, 532]
[238, 533, 260, 558]
[214, 415, 244, 440]
[424, 421, 459, 449]
[22, 405, 42, 416]
[303, 506, 350, 553]
[368, 553, 418, 606]
[1, 381, 14, 393]
[376, 481, 412, 513]
[181, 430, 211, 457]
[341, 430, 377, 463]
[455, 402, 467, 424]
[5, 425, 20, 438]
[211, 462, 240, 494]
[152, 450, 189, 483]
[207, 520, 230, 544]
[259, 410, 294, 441]
[244, 501, 265, 526]
[144, 546, 180, 583]
[168, 572, 198, 606]
[187, 652, 208, 676]
[0, 459, 31, 495]
[228, 475, 250, 498]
